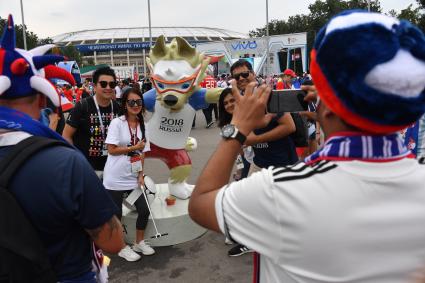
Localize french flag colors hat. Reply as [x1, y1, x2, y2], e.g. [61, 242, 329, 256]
[0, 14, 75, 106]
[311, 10, 425, 133]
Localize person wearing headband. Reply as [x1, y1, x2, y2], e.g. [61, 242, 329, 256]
[0, 15, 125, 282]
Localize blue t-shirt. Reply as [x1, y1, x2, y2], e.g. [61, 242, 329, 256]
[253, 115, 298, 168]
[0, 145, 118, 280]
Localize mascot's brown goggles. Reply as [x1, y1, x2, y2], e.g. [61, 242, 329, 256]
[98, 81, 117, 88]
[151, 68, 201, 94]
[127, 99, 143, 107]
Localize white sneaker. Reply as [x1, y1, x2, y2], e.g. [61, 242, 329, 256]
[118, 245, 141, 262]
[168, 180, 193, 199]
[133, 240, 155, 255]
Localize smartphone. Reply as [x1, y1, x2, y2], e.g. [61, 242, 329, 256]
[267, 90, 309, 113]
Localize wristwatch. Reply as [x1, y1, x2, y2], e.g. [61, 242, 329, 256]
[220, 124, 247, 144]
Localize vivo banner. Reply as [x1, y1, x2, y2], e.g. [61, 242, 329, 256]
[223, 33, 307, 58]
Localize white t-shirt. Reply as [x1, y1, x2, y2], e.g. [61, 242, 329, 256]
[103, 116, 150, 191]
[146, 100, 195, 149]
[114, 86, 122, 99]
[218, 80, 228, 88]
[215, 159, 425, 283]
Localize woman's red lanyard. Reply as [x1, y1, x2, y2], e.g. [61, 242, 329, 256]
[127, 121, 138, 146]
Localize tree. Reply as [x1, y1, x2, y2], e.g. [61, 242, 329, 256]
[249, 0, 383, 60]
[387, 1, 424, 31]
[249, 0, 425, 72]
[415, 0, 425, 31]
[398, 4, 421, 25]
[0, 16, 54, 49]
[0, 16, 83, 66]
[59, 45, 83, 66]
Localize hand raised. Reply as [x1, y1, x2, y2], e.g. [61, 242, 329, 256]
[230, 80, 274, 135]
[301, 85, 318, 104]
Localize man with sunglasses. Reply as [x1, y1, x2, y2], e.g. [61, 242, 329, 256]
[63, 67, 120, 173]
[231, 60, 297, 172]
[225, 60, 297, 257]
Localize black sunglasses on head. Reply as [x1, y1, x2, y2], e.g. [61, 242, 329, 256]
[232, 71, 250, 81]
[98, 81, 117, 89]
[127, 99, 143, 107]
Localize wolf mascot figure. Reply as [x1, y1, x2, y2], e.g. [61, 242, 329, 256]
[143, 36, 222, 199]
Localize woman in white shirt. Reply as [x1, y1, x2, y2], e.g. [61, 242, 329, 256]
[103, 87, 154, 262]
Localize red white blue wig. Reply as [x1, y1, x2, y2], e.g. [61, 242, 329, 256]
[0, 14, 75, 106]
[311, 10, 425, 134]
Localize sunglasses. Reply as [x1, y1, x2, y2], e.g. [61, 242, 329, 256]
[232, 71, 250, 81]
[127, 99, 143, 107]
[98, 81, 117, 89]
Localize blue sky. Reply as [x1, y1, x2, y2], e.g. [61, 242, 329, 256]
[2, 0, 418, 38]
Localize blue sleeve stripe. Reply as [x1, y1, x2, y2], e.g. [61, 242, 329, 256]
[143, 89, 157, 111]
[189, 88, 209, 110]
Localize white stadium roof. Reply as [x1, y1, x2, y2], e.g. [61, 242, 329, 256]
[52, 27, 247, 44]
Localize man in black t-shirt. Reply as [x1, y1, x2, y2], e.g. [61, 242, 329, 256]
[230, 60, 297, 170]
[63, 67, 120, 171]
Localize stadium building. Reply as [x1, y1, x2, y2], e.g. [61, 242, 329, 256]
[52, 27, 247, 75]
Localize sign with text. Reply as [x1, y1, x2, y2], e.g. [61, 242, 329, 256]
[112, 66, 135, 80]
[75, 40, 202, 53]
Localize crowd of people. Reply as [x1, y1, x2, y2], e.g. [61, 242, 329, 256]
[1, 9, 425, 283]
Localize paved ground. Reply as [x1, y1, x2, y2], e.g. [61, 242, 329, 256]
[108, 111, 253, 282]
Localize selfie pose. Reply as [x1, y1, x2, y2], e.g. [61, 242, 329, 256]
[190, 11, 425, 283]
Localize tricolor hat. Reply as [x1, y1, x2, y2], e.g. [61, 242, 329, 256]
[0, 14, 75, 106]
[311, 10, 425, 133]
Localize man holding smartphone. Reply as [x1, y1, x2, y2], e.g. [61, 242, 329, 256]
[224, 60, 297, 257]
[190, 11, 425, 283]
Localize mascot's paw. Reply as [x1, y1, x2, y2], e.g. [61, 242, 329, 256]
[185, 137, 197, 152]
[168, 180, 193, 199]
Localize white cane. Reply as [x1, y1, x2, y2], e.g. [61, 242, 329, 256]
[140, 183, 168, 239]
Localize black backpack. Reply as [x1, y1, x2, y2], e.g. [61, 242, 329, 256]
[290, 112, 309, 147]
[0, 136, 70, 283]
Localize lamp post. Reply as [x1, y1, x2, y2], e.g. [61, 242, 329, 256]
[145, 0, 153, 77]
[20, 0, 27, 50]
[367, 0, 371, 12]
[265, 0, 270, 76]
[148, 0, 153, 49]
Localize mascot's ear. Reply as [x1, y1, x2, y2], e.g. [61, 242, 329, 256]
[175, 37, 196, 59]
[151, 35, 167, 60]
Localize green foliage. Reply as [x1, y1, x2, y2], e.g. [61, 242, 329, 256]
[59, 45, 83, 66]
[249, 0, 424, 65]
[0, 16, 82, 65]
[0, 16, 54, 49]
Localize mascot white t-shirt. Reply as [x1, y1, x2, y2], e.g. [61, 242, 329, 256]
[144, 88, 208, 150]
